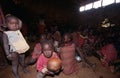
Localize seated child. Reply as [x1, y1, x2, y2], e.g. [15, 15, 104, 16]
[36, 40, 60, 78]
[100, 40, 117, 68]
[60, 33, 80, 75]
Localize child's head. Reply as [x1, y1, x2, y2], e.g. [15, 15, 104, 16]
[84, 39, 88, 44]
[47, 33, 53, 40]
[39, 34, 47, 43]
[63, 33, 72, 43]
[42, 41, 54, 58]
[82, 29, 88, 36]
[5, 15, 19, 31]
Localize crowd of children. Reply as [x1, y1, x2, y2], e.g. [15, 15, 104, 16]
[0, 15, 120, 78]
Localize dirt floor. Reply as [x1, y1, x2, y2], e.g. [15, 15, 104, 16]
[0, 56, 119, 78]
[0, 42, 120, 78]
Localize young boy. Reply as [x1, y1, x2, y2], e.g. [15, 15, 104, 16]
[36, 40, 60, 78]
[3, 15, 29, 78]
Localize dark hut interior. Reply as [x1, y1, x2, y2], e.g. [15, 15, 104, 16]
[0, 0, 120, 78]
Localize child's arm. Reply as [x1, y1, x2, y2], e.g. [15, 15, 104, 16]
[3, 33, 14, 60]
[3, 33, 10, 56]
[33, 43, 42, 55]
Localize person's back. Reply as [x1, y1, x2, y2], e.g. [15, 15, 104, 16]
[60, 33, 78, 75]
[100, 43, 117, 67]
[60, 43, 78, 74]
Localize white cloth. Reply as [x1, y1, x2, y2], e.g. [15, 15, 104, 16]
[4, 30, 29, 54]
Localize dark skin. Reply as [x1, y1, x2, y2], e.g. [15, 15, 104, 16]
[40, 42, 55, 75]
[42, 43, 53, 58]
[37, 43, 54, 78]
[43, 42, 62, 76]
[42, 42, 61, 75]
[0, 31, 8, 67]
[3, 17, 28, 78]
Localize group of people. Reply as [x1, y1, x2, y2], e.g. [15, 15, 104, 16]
[28, 26, 97, 78]
[0, 14, 120, 78]
[0, 14, 95, 78]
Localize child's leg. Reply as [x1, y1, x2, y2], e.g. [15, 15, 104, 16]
[11, 53, 20, 78]
[19, 53, 28, 73]
[28, 57, 37, 65]
[37, 72, 45, 78]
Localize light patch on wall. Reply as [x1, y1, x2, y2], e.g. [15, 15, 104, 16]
[93, 0, 102, 9]
[85, 3, 93, 11]
[102, 0, 115, 7]
[116, 0, 120, 3]
[79, 6, 85, 12]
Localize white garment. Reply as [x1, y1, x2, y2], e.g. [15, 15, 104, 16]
[4, 30, 29, 54]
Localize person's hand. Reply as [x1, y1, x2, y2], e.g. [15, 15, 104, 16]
[41, 67, 54, 75]
[46, 70, 54, 75]
[41, 67, 48, 74]
[7, 53, 17, 60]
[7, 53, 12, 60]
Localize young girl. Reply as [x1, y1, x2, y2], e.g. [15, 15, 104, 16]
[60, 33, 80, 75]
[36, 40, 60, 78]
[3, 15, 29, 78]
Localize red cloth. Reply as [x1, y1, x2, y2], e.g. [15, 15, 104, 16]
[100, 44, 117, 67]
[78, 35, 87, 48]
[36, 52, 59, 72]
[60, 43, 78, 75]
[72, 32, 79, 46]
[32, 43, 42, 59]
